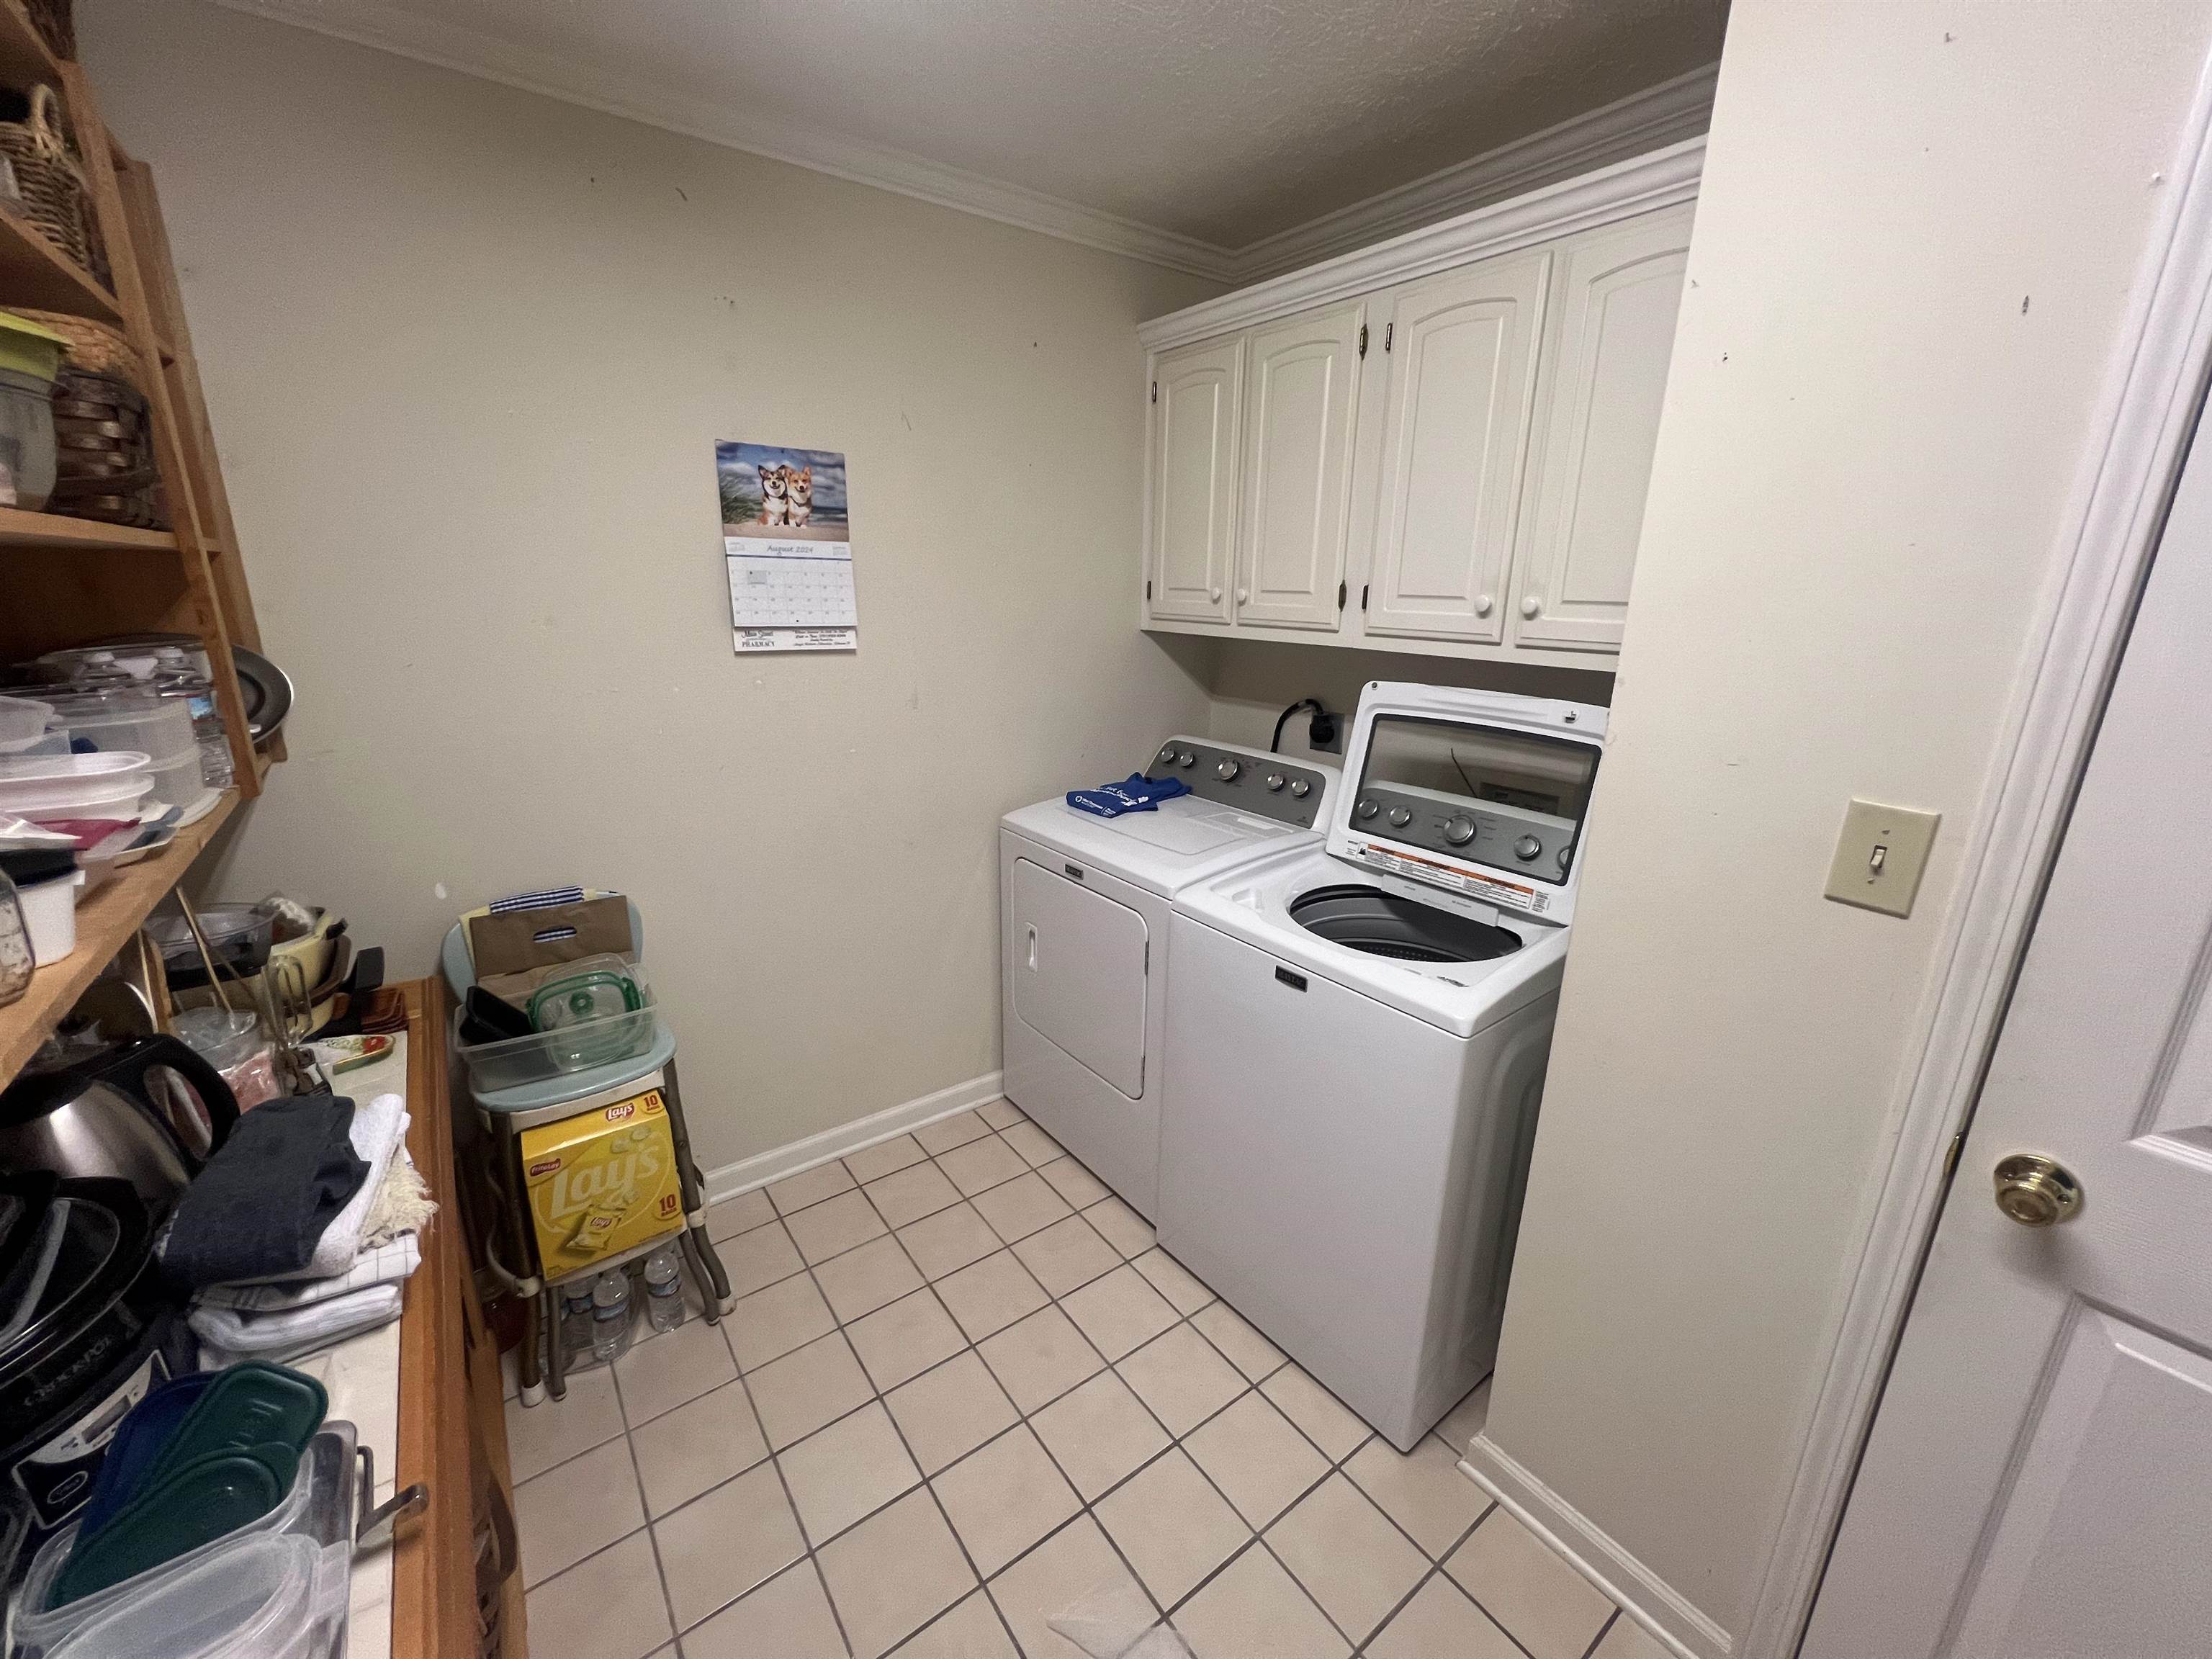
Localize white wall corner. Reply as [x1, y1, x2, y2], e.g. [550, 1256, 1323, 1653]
[1461, 1434, 1732, 1659]
[701, 1070, 1007, 1203]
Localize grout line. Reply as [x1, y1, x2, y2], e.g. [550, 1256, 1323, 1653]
[534, 1110, 1521, 1658]
[606, 1357, 685, 1650]
[1583, 1607, 1624, 1659]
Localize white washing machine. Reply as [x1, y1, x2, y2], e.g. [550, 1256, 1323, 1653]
[1158, 683, 1605, 1449]
[999, 737, 1339, 1218]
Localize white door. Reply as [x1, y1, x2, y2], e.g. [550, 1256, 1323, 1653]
[1361, 249, 1550, 645]
[1234, 300, 1364, 630]
[1007, 858, 1149, 1099]
[1146, 336, 1241, 625]
[1509, 205, 1692, 653]
[1804, 413, 2212, 1658]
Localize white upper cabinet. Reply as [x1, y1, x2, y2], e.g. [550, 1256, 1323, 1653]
[1147, 336, 1242, 624]
[1362, 251, 1550, 645]
[1136, 139, 1701, 665]
[1509, 205, 1694, 652]
[1234, 300, 1366, 631]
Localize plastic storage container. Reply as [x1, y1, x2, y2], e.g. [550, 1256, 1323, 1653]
[454, 958, 658, 1090]
[0, 869, 32, 1006]
[173, 1005, 280, 1110]
[42, 693, 210, 814]
[0, 310, 66, 511]
[12, 1421, 357, 1659]
[0, 692, 55, 749]
[145, 905, 275, 984]
[0, 752, 153, 822]
[1, 849, 84, 966]
[42, 1532, 343, 1659]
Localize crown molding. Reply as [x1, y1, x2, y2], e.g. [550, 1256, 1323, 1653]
[1230, 63, 1719, 283]
[207, 0, 1246, 279]
[210, 0, 1713, 289]
[1138, 137, 1704, 353]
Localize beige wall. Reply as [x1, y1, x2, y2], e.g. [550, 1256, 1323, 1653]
[1201, 639, 1613, 768]
[82, 1, 1219, 1172]
[1480, 2, 2212, 1650]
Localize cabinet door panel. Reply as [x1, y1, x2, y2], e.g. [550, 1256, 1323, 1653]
[1147, 337, 1242, 624]
[1236, 301, 1364, 629]
[1363, 251, 1550, 644]
[1510, 205, 1692, 652]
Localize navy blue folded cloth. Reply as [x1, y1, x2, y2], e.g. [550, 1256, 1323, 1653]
[1066, 773, 1192, 818]
[163, 1091, 369, 1289]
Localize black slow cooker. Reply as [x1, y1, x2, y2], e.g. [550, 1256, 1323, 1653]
[0, 1172, 191, 1532]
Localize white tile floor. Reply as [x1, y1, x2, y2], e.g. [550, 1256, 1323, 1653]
[507, 1100, 1662, 1659]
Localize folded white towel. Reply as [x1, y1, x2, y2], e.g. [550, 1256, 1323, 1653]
[189, 1282, 403, 1359]
[196, 1234, 420, 1312]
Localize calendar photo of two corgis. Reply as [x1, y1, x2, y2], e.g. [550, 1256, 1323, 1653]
[716, 440, 850, 541]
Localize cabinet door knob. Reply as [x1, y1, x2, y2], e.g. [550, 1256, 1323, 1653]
[1210, 587, 1223, 603]
[1236, 587, 1249, 605]
[1521, 595, 1542, 619]
[1473, 594, 1493, 617]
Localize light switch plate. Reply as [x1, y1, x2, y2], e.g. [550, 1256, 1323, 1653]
[1825, 799, 1941, 917]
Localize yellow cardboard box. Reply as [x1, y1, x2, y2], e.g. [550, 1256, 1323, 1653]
[521, 1088, 684, 1278]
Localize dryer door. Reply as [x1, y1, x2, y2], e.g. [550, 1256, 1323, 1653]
[1010, 858, 1149, 1097]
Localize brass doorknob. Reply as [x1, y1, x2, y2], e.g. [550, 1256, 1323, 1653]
[1992, 1153, 2081, 1227]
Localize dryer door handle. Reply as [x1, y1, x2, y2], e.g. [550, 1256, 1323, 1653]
[1026, 925, 1039, 971]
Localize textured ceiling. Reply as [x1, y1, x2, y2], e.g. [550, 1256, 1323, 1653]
[232, 0, 1726, 252]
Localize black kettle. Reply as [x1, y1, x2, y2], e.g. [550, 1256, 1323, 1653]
[0, 1035, 240, 1213]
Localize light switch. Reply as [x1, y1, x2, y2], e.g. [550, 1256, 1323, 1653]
[1824, 799, 1941, 917]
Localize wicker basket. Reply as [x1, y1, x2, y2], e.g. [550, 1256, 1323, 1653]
[0, 86, 104, 283]
[12, 307, 142, 392]
[24, 0, 73, 60]
[45, 366, 164, 528]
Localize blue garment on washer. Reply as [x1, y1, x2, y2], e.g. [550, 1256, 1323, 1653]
[1065, 773, 1192, 818]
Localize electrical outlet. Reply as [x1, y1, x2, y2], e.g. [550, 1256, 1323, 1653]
[1825, 799, 1941, 918]
[1308, 711, 1341, 754]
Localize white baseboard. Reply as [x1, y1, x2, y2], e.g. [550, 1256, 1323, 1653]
[1461, 1435, 1730, 1659]
[699, 1070, 1006, 1202]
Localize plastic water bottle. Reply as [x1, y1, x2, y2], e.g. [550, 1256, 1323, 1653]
[559, 1285, 595, 1359]
[151, 646, 233, 788]
[643, 1245, 685, 1334]
[589, 1267, 633, 1363]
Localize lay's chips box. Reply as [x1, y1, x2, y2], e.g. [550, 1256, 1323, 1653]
[521, 1088, 685, 1278]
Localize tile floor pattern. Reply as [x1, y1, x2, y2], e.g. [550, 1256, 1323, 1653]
[507, 1100, 1666, 1659]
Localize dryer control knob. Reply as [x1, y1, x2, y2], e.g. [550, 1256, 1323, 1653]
[1158, 746, 1179, 768]
[1176, 750, 1196, 767]
[1387, 806, 1413, 828]
[1514, 835, 1542, 860]
[1264, 773, 1286, 791]
[1444, 816, 1476, 846]
[1288, 779, 1311, 798]
[1215, 757, 1241, 781]
[1357, 799, 1380, 819]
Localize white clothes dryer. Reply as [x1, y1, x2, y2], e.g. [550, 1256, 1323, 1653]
[999, 738, 1338, 1218]
[1158, 684, 1605, 1448]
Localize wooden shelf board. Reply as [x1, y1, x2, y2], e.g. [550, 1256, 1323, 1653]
[0, 789, 238, 1081]
[0, 199, 122, 324]
[0, 505, 177, 552]
[0, 1, 61, 92]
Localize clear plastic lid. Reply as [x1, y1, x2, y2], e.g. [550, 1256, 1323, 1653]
[44, 1532, 325, 1659]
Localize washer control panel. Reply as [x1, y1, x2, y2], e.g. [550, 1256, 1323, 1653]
[1151, 739, 1328, 828]
[1349, 784, 1576, 881]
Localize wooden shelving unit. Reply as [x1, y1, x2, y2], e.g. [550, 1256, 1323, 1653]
[0, 790, 238, 1078]
[0, 0, 277, 1085]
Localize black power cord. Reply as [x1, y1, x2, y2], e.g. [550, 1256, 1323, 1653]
[1271, 698, 1338, 753]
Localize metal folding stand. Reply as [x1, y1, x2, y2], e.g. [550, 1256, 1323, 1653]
[441, 919, 734, 1406]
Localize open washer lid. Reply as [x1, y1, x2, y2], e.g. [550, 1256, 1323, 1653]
[1326, 683, 1607, 929]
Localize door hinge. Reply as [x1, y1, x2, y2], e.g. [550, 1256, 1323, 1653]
[1143, 940, 1150, 974]
[1146, 580, 1152, 602]
[1357, 325, 1368, 358]
[1337, 580, 1346, 611]
[1150, 379, 1157, 405]
[1384, 323, 1393, 351]
[1942, 1129, 1966, 1183]
[1360, 584, 1370, 611]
